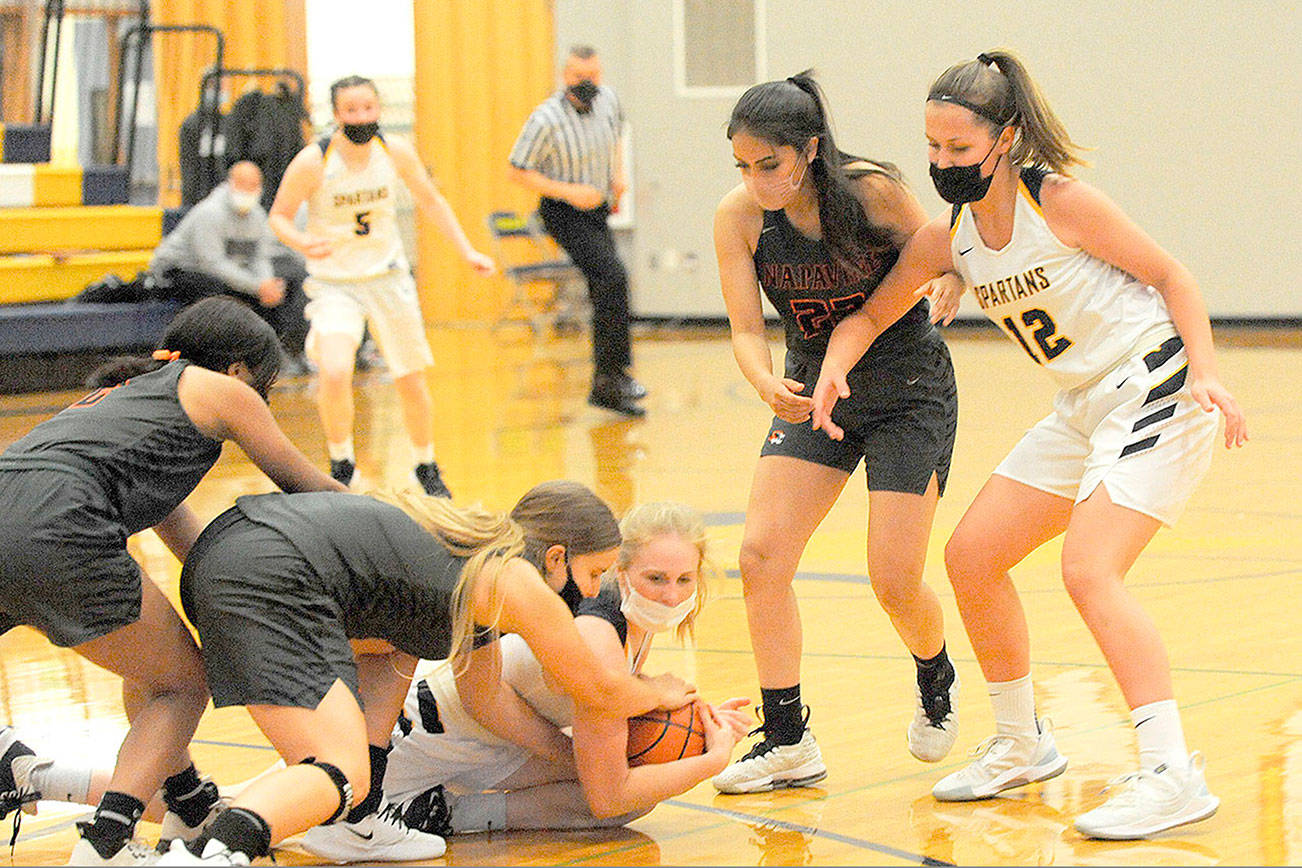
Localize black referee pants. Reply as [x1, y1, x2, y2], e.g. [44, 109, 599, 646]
[537, 197, 632, 377]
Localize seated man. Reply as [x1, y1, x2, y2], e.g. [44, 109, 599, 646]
[150, 161, 310, 372]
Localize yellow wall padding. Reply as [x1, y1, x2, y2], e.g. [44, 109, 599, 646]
[33, 165, 83, 207]
[0, 250, 154, 303]
[0, 206, 162, 255]
[412, 0, 555, 322]
[151, 0, 307, 208]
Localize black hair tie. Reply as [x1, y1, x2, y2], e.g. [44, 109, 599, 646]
[977, 52, 995, 66]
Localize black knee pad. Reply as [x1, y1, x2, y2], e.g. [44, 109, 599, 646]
[299, 756, 354, 825]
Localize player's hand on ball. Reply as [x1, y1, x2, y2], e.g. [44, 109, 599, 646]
[646, 671, 697, 711]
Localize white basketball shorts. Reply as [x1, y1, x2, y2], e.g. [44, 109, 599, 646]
[993, 335, 1218, 526]
[303, 269, 434, 378]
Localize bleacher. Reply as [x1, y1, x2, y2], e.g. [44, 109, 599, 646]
[0, 122, 175, 394]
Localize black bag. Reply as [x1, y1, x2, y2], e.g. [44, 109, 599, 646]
[72, 271, 159, 304]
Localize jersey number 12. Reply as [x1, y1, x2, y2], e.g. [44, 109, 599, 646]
[1002, 308, 1072, 364]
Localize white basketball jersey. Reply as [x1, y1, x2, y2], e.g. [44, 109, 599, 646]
[306, 134, 407, 281]
[950, 168, 1176, 390]
[418, 633, 573, 749]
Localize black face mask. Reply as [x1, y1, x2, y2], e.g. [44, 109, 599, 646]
[341, 121, 379, 145]
[558, 560, 584, 614]
[929, 134, 1003, 204]
[567, 80, 599, 113]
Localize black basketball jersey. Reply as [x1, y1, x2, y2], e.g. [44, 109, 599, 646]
[575, 581, 628, 647]
[0, 361, 222, 534]
[754, 208, 932, 366]
[233, 492, 468, 660]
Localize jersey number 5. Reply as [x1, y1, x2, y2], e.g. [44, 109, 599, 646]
[1001, 308, 1073, 364]
[354, 211, 371, 236]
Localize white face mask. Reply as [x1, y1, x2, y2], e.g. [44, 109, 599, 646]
[619, 582, 696, 634]
[229, 190, 260, 215]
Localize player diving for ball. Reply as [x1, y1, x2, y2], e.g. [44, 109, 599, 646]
[299, 499, 750, 861]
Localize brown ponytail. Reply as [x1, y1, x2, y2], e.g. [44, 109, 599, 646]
[929, 49, 1088, 174]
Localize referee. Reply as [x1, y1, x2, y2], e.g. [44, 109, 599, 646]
[508, 45, 645, 417]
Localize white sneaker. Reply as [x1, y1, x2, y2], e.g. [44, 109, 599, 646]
[67, 834, 161, 866]
[932, 719, 1068, 801]
[1073, 752, 1219, 839]
[298, 802, 447, 862]
[155, 839, 249, 866]
[712, 729, 827, 794]
[909, 670, 960, 762]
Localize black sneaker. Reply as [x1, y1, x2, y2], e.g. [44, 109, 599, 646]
[413, 461, 452, 498]
[329, 458, 357, 488]
[400, 785, 454, 837]
[588, 375, 646, 418]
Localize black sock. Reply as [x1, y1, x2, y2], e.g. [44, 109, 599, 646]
[77, 791, 144, 859]
[162, 765, 219, 828]
[344, 744, 389, 823]
[760, 685, 805, 746]
[197, 807, 271, 860]
[913, 644, 956, 692]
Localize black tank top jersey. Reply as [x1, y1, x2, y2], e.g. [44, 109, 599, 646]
[0, 361, 222, 534]
[233, 492, 468, 660]
[575, 582, 628, 647]
[754, 208, 932, 366]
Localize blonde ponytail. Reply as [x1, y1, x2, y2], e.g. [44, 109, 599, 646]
[370, 489, 525, 666]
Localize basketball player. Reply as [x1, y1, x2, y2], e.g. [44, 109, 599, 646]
[0, 298, 343, 865]
[295, 479, 625, 860]
[313, 501, 748, 854]
[156, 491, 696, 865]
[712, 72, 965, 794]
[810, 51, 1247, 839]
[269, 75, 496, 497]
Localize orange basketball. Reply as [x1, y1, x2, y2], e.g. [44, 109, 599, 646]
[627, 700, 707, 766]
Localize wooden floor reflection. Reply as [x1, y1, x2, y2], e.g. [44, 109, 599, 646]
[1, 323, 1299, 866]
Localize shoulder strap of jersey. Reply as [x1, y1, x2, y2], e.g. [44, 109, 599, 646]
[1020, 166, 1049, 204]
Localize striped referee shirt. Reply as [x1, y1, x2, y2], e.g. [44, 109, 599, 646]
[508, 85, 623, 195]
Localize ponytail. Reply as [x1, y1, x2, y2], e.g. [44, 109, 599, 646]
[929, 49, 1088, 174]
[728, 71, 900, 278]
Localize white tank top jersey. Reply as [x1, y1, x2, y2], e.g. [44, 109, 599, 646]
[950, 167, 1177, 390]
[418, 633, 574, 746]
[306, 134, 408, 281]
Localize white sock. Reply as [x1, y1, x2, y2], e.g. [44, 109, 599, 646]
[449, 791, 507, 833]
[1131, 699, 1188, 772]
[412, 444, 435, 465]
[25, 758, 93, 804]
[327, 438, 355, 462]
[989, 674, 1039, 741]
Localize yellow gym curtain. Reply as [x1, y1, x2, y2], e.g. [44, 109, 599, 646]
[150, 0, 307, 207]
[413, 0, 555, 322]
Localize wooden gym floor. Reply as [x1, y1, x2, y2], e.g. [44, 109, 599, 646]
[0, 323, 1297, 866]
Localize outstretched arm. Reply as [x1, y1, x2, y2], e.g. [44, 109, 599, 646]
[810, 215, 954, 439]
[454, 642, 575, 765]
[177, 366, 345, 494]
[567, 615, 749, 818]
[387, 135, 495, 276]
[481, 559, 697, 718]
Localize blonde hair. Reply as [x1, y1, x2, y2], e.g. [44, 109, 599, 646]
[369, 489, 525, 665]
[615, 501, 716, 644]
[928, 49, 1089, 175]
